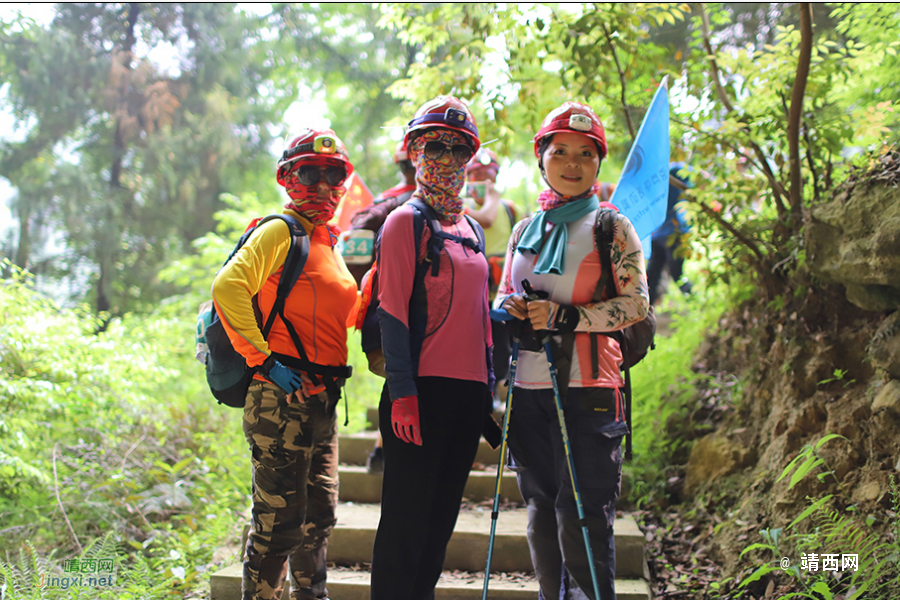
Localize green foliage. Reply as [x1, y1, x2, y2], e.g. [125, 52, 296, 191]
[678, 3, 899, 293]
[777, 433, 846, 490]
[269, 3, 422, 195]
[722, 448, 900, 599]
[1, 5, 293, 314]
[0, 261, 248, 598]
[624, 276, 730, 507]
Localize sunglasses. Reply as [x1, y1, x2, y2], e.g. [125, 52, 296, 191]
[423, 141, 474, 164]
[293, 164, 348, 187]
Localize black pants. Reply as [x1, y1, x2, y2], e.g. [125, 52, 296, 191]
[647, 236, 691, 305]
[508, 387, 627, 600]
[370, 377, 486, 600]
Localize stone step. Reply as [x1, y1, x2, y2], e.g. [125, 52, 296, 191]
[339, 431, 501, 467]
[338, 465, 523, 504]
[210, 563, 651, 600]
[328, 502, 646, 578]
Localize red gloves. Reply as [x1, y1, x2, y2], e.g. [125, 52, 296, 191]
[391, 395, 422, 446]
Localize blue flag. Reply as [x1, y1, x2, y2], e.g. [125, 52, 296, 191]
[609, 77, 670, 259]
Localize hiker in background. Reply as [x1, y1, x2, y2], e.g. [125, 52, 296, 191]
[342, 140, 417, 474]
[646, 161, 692, 305]
[463, 148, 520, 410]
[343, 141, 417, 289]
[212, 128, 358, 600]
[370, 96, 499, 600]
[494, 101, 650, 600]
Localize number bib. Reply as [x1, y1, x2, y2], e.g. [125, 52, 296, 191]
[339, 229, 375, 264]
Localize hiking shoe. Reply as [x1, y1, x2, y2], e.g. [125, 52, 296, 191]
[366, 446, 384, 474]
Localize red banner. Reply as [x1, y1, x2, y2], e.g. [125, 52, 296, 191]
[330, 172, 374, 232]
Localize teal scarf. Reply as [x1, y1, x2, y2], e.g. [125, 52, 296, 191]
[517, 195, 599, 275]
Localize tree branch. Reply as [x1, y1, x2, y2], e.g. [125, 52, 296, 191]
[53, 444, 83, 553]
[697, 3, 734, 113]
[803, 127, 820, 202]
[695, 3, 789, 220]
[788, 3, 814, 223]
[672, 175, 768, 265]
[671, 117, 763, 171]
[599, 20, 636, 140]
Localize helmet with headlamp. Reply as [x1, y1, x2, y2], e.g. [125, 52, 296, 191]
[532, 102, 607, 160]
[276, 128, 354, 188]
[465, 148, 500, 178]
[403, 96, 481, 155]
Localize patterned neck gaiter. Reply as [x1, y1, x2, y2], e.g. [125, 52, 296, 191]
[409, 129, 469, 222]
[536, 180, 602, 212]
[282, 158, 347, 226]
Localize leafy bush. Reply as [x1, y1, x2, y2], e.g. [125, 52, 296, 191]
[0, 263, 249, 597]
[624, 269, 730, 507]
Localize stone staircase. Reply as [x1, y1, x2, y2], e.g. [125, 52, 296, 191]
[209, 412, 651, 599]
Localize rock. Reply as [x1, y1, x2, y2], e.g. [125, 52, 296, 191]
[869, 312, 900, 379]
[684, 434, 756, 496]
[806, 181, 900, 311]
[845, 284, 900, 312]
[852, 481, 882, 504]
[872, 379, 900, 415]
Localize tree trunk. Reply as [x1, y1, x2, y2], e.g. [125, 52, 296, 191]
[15, 200, 30, 270]
[787, 3, 814, 228]
[97, 2, 140, 315]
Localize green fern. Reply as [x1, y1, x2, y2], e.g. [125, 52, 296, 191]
[0, 541, 53, 600]
[810, 501, 900, 599]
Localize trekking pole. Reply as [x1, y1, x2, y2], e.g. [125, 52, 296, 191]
[522, 279, 604, 600]
[482, 309, 521, 600]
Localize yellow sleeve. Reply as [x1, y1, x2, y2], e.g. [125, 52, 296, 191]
[211, 219, 292, 367]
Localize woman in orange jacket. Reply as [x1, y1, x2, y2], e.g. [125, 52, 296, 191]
[212, 128, 357, 600]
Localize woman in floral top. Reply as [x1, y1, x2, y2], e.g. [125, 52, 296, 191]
[493, 101, 649, 600]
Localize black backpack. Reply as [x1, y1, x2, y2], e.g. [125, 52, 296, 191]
[197, 214, 352, 408]
[594, 207, 657, 460]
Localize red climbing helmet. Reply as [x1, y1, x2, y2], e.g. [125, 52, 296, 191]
[532, 101, 607, 160]
[392, 140, 408, 164]
[403, 96, 481, 154]
[465, 148, 500, 177]
[276, 128, 354, 187]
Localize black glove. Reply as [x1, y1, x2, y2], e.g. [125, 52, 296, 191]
[482, 412, 503, 450]
[481, 386, 502, 449]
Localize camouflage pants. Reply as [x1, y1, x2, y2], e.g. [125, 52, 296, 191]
[242, 381, 339, 600]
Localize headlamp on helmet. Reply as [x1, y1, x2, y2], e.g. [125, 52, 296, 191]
[532, 101, 608, 160]
[569, 114, 592, 132]
[445, 108, 467, 126]
[276, 128, 353, 188]
[314, 135, 336, 154]
[403, 96, 481, 153]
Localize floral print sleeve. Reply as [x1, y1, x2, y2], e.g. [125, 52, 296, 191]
[555, 210, 649, 332]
